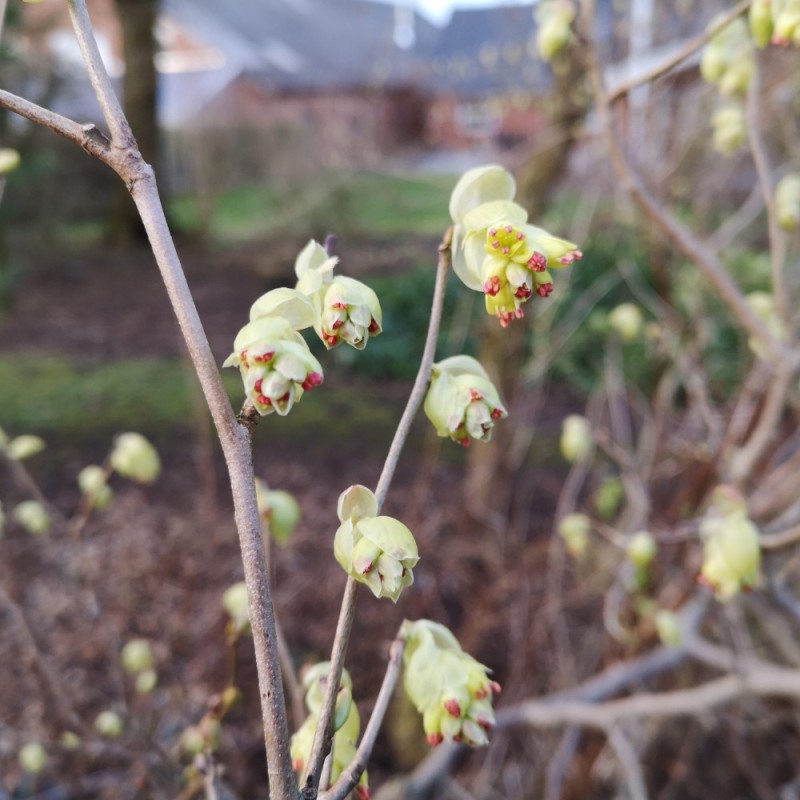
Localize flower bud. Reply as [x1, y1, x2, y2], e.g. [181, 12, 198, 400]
[315, 276, 382, 350]
[222, 581, 250, 632]
[223, 317, 323, 416]
[94, 710, 124, 739]
[655, 610, 683, 648]
[334, 514, 419, 602]
[745, 292, 786, 359]
[255, 480, 300, 543]
[594, 477, 624, 520]
[535, 1, 576, 61]
[181, 725, 205, 756]
[59, 731, 81, 751]
[560, 414, 592, 463]
[14, 501, 50, 536]
[301, 661, 353, 713]
[712, 103, 747, 155]
[608, 303, 643, 342]
[6, 434, 45, 460]
[0, 148, 20, 174]
[558, 513, 590, 558]
[78, 465, 113, 510]
[773, 0, 800, 44]
[701, 17, 753, 93]
[18, 742, 48, 775]
[425, 356, 507, 447]
[110, 433, 161, 483]
[135, 669, 158, 695]
[776, 173, 800, 231]
[749, 0, 774, 47]
[626, 530, 657, 569]
[293, 238, 338, 296]
[121, 638, 154, 674]
[700, 489, 761, 600]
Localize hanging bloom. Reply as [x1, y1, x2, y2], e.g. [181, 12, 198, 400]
[18, 742, 48, 775]
[699, 486, 761, 600]
[700, 17, 753, 95]
[560, 414, 593, 463]
[5, 434, 46, 460]
[222, 581, 250, 632]
[78, 465, 113, 510]
[315, 275, 382, 350]
[0, 148, 20, 174]
[255, 479, 301, 543]
[402, 620, 500, 748]
[557, 512, 590, 558]
[626, 530, 657, 570]
[333, 485, 418, 602]
[14, 501, 50, 535]
[608, 303, 644, 342]
[424, 355, 507, 447]
[223, 317, 323, 416]
[535, 0, 576, 61]
[449, 166, 582, 326]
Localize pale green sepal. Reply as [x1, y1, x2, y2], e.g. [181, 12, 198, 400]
[337, 484, 378, 523]
[449, 164, 516, 222]
[249, 287, 316, 329]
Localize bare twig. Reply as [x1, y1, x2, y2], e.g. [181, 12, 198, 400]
[304, 231, 454, 797]
[320, 632, 407, 800]
[606, 0, 751, 103]
[607, 726, 648, 800]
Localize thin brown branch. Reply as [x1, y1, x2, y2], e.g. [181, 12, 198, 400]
[580, 0, 787, 363]
[305, 230, 454, 797]
[607, 727, 648, 800]
[320, 632, 407, 800]
[606, 0, 751, 103]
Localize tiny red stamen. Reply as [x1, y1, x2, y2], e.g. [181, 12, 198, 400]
[491, 681, 502, 694]
[488, 228, 497, 236]
[460, 437, 471, 448]
[332, 301, 348, 309]
[332, 319, 344, 329]
[536, 283, 553, 298]
[475, 688, 488, 700]
[515, 285, 532, 299]
[491, 408, 504, 420]
[517, 232, 525, 240]
[491, 239, 501, 249]
[502, 247, 510, 255]
[257, 395, 272, 407]
[356, 788, 372, 800]
[324, 332, 338, 345]
[368, 319, 380, 333]
[427, 733, 444, 747]
[504, 225, 513, 233]
[469, 389, 484, 401]
[483, 275, 502, 297]
[528, 252, 547, 272]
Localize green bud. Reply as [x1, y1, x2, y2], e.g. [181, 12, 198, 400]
[78, 465, 113, 509]
[700, 490, 761, 600]
[774, 0, 800, 44]
[255, 480, 300, 543]
[776, 173, 800, 231]
[749, 0, 774, 47]
[121, 638, 154, 674]
[14, 501, 50, 536]
[135, 669, 158, 695]
[535, 1, 576, 61]
[181, 725, 205, 756]
[594, 477, 624, 520]
[745, 292, 786, 359]
[302, 661, 353, 714]
[94, 710, 124, 739]
[223, 316, 323, 416]
[712, 103, 747, 155]
[626, 531, 657, 569]
[110, 433, 161, 483]
[294, 239, 338, 287]
[0, 148, 20, 174]
[560, 414, 593, 463]
[6, 434, 45, 460]
[59, 731, 81, 751]
[18, 742, 48, 775]
[222, 581, 250, 632]
[558, 513, 590, 558]
[425, 356, 507, 447]
[608, 303, 644, 342]
[654, 610, 683, 648]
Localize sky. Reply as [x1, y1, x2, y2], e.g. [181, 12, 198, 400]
[368, 0, 536, 27]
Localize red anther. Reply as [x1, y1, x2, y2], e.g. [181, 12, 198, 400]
[332, 301, 348, 309]
[515, 308, 524, 318]
[478, 720, 492, 730]
[475, 688, 488, 700]
[488, 228, 497, 236]
[263, 351, 275, 362]
[491, 408, 504, 420]
[490, 681, 502, 694]
[536, 283, 553, 297]
[279, 392, 290, 403]
[362, 562, 374, 574]
[491, 239, 501, 249]
[292, 758, 304, 772]
[453, 734, 463, 743]
[504, 225, 513, 233]
[301, 372, 323, 391]
[324, 332, 338, 345]
[356, 787, 372, 800]
[502, 247, 510, 255]
[332, 319, 344, 329]
[240, 350, 249, 365]
[483, 276, 502, 297]
[257, 395, 272, 407]
[528, 252, 547, 272]
[368, 319, 380, 333]
[515, 285, 532, 299]
[469, 389, 484, 401]
[559, 249, 583, 265]
[517, 232, 525, 240]
[254, 379, 263, 393]
[427, 733, 444, 747]
[444, 698, 461, 717]
[460, 437, 471, 448]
